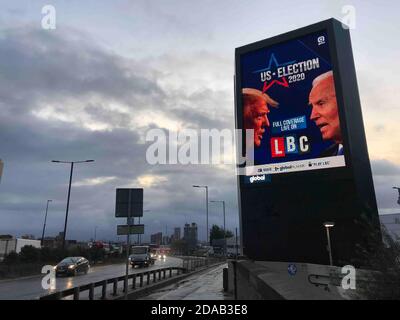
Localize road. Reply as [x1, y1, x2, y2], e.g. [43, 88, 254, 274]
[0, 256, 183, 300]
[141, 263, 232, 300]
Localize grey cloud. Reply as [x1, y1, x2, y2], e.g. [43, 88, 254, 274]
[0, 27, 165, 116]
[0, 26, 239, 241]
[371, 159, 400, 211]
[84, 104, 133, 128]
[371, 159, 400, 177]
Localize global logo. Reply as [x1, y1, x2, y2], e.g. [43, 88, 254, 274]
[249, 175, 266, 183]
[317, 35, 326, 45]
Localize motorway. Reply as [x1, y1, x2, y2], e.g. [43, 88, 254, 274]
[0, 256, 183, 300]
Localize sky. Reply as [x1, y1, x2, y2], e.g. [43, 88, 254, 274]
[0, 0, 399, 242]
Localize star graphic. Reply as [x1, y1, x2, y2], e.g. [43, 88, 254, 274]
[253, 53, 296, 73]
[252, 53, 297, 92]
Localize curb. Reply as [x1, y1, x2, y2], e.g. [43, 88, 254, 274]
[0, 273, 43, 284]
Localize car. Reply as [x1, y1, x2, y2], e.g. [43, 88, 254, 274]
[157, 253, 166, 260]
[55, 256, 90, 277]
[129, 246, 155, 268]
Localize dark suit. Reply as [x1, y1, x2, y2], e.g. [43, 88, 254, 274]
[320, 143, 342, 157]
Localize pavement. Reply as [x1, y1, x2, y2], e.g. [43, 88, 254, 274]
[233, 260, 353, 300]
[0, 256, 183, 300]
[141, 263, 233, 300]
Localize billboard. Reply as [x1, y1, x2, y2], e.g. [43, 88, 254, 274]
[115, 188, 143, 218]
[117, 224, 144, 236]
[240, 30, 345, 177]
[235, 19, 380, 266]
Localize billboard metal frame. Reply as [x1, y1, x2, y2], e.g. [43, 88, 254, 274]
[235, 18, 380, 265]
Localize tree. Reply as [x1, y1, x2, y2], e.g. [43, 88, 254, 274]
[19, 245, 40, 263]
[88, 246, 105, 264]
[352, 224, 400, 299]
[210, 225, 234, 244]
[3, 251, 19, 264]
[170, 239, 189, 255]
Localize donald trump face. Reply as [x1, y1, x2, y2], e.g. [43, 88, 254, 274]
[242, 88, 279, 147]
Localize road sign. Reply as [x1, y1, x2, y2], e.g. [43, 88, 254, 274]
[115, 188, 143, 217]
[117, 224, 144, 235]
[288, 263, 297, 276]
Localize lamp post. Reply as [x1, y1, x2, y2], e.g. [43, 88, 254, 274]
[94, 226, 98, 242]
[210, 200, 226, 256]
[193, 185, 209, 245]
[52, 159, 94, 250]
[41, 200, 52, 246]
[323, 222, 335, 266]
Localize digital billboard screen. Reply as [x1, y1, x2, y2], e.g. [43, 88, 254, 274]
[236, 19, 380, 265]
[240, 30, 346, 177]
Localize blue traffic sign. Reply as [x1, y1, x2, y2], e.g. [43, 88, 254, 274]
[288, 263, 297, 276]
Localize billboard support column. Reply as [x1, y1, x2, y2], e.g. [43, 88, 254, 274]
[124, 189, 132, 300]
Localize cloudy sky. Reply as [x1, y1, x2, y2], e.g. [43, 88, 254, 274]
[0, 0, 399, 242]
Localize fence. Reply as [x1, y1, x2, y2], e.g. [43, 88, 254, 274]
[40, 266, 186, 300]
[40, 256, 226, 300]
[181, 256, 225, 272]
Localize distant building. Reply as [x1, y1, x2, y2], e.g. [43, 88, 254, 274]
[42, 232, 77, 248]
[183, 223, 198, 249]
[0, 237, 41, 261]
[380, 213, 400, 241]
[21, 234, 36, 240]
[162, 235, 170, 245]
[173, 227, 181, 241]
[211, 238, 225, 255]
[151, 232, 162, 246]
[42, 236, 57, 248]
[226, 236, 242, 257]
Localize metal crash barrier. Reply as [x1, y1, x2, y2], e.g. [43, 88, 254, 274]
[40, 266, 186, 300]
[40, 257, 225, 300]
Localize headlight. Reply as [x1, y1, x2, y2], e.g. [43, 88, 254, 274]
[68, 265, 76, 269]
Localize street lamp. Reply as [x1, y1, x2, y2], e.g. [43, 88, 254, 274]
[323, 221, 335, 266]
[193, 185, 209, 245]
[52, 159, 94, 250]
[41, 200, 52, 246]
[210, 200, 226, 256]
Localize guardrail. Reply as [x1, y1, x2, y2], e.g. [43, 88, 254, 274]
[181, 256, 224, 271]
[40, 266, 186, 300]
[40, 256, 226, 300]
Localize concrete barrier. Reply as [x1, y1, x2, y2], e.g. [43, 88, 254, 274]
[227, 260, 360, 300]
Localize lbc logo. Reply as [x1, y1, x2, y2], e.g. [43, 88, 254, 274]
[271, 136, 310, 158]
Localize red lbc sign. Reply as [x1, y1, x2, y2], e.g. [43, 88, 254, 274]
[270, 136, 311, 157]
[271, 137, 285, 157]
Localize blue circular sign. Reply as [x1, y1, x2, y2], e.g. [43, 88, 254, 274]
[288, 263, 297, 276]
